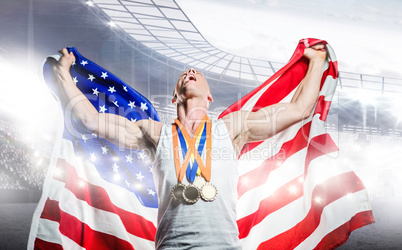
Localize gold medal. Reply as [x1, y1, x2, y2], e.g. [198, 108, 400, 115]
[200, 182, 218, 202]
[193, 175, 206, 189]
[172, 116, 214, 204]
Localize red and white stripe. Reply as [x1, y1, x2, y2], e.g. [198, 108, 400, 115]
[29, 139, 157, 250]
[219, 38, 374, 249]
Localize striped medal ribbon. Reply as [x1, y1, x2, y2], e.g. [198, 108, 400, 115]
[171, 115, 217, 204]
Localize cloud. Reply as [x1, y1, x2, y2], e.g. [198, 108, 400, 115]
[177, 0, 402, 78]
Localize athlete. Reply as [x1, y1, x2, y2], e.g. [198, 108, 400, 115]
[51, 43, 326, 249]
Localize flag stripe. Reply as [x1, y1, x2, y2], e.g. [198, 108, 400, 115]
[314, 95, 332, 121]
[238, 175, 303, 238]
[296, 190, 374, 250]
[56, 140, 157, 223]
[256, 172, 366, 249]
[305, 133, 339, 173]
[35, 219, 64, 248]
[40, 198, 135, 250]
[238, 121, 312, 198]
[314, 210, 374, 250]
[53, 158, 157, 241]
[238, 135, 344, 240]
[251, 59, 309, 111]
[241, 187, 371, 250]
[43, 175, 156, 250]
[237, 147, 308, 219]
[34, 237, 63, 250]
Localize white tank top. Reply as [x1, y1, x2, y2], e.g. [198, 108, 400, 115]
[152, 119, 241, 249]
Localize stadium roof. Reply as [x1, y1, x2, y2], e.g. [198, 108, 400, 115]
[90, 0, 283, 83]
[90, 0, 402, 94]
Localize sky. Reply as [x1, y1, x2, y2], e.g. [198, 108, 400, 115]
[0, 0, 401, 135]
[177, 0, 402, 78]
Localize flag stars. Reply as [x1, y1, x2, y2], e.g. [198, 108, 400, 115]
[80, 60, 88, 66]
[131, 118, 137, 122]
[140, 102, 148, 112]
[72, 60, 76, 66]
[92, 88, 99, 96]
[138, 152, 146, 160]
[125, 179, 130, 187]
[112, 100, 119, 107]
[81, 134, 88, 143]
[99, 105, 107, 113]
[101, 145, 108, 155]
[123, 85, 128, 92]
[73, 76, 78, 85]
[108, 86, 116, 93]
[112, 162, 119, 173]
[88, 74, 96, 81]
[101, 72, 108, 79]
[147, 189, 156, 196]
[125, 154, 133, 163]
[128, 101, 136, 109]
[136, 172, 144, 181]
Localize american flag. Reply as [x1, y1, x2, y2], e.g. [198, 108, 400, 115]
[219, 38, 374, 249]
[28, 39, 374, 249]
[29, 47, 159, 249]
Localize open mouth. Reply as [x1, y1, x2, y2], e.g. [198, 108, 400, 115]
[187, 74, 196, 81]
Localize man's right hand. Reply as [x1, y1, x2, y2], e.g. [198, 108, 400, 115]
[303, 43, 327, 62]
[57, 48, 76, 71]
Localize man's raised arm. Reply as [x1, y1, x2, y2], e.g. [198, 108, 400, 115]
[223, 43, 327, 154]
[50, 48, 162, 154]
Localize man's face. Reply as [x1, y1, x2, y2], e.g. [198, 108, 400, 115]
[173, 68, 211, 104]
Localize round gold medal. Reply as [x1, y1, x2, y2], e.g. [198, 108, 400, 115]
[193, 176, 206, 189]
[200, 182, 218, 202]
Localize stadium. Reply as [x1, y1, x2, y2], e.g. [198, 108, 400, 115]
[1, 0, 402, 249]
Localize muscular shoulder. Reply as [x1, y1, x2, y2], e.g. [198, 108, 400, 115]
[220, 111, 250, 154]
[136, 119, 164, 146]
[126, 119, 163, 162]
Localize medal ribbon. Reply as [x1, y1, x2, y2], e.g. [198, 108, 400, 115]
[177, 123, 206, 183]
[172, 115, 212, 182]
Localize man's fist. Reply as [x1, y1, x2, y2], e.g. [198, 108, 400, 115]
[303, 43, 327, 62]
[57, 48, 76, 71]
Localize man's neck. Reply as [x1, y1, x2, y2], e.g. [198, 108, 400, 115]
[176, 97, 208, 137]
